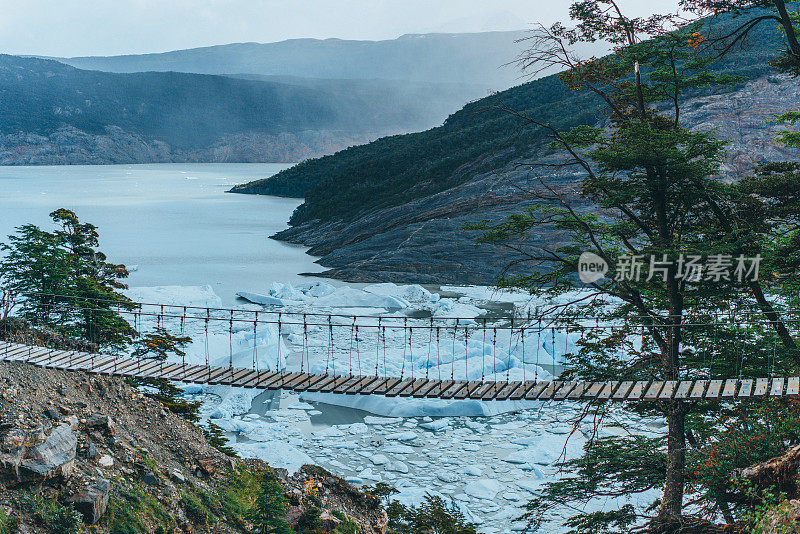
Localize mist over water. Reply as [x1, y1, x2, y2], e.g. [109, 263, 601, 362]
[0, 163, 325, 305]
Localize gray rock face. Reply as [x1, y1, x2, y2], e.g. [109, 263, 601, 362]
[68, 478, 111, 524]
[19, 423, 77, 478]
[275, 74, 800, 284]
[0, 125, 381, 165]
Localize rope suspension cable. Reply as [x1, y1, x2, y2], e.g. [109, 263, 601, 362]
[381, 325, 387, 378]
[301, 314, 308, 374]
[409, 327, 414, 380]
[506, 321, 513, 384]
[375, 318, 381, 377]
[204, 309, 210, 381]
[347, 317, 354, 377]
[492, 327, 497, 379]
[436, 327, 441, 383]
[324, 316, 332, 376]
[481, 319, 487, 382]
[253, 312, 259, 377]
[521, 326, 526, 383]
[551, 327, 556, 379]
[399, 318, 407, 380]
[464, 326, 469, 382]
[277, 312, 283, 377]
[534, 320, 541, 382]
[355, 325, 362, 376]
[451, 320, 457, 382]
[424, 318, 433, 381]
[228, 310, 234, 381]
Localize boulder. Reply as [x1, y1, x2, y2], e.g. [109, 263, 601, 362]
[68, 478, 111, 524]
[85, 414, 115, 435]
[19, 423, 77, 478]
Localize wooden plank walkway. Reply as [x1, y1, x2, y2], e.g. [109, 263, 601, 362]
[0, 341, 795, 402]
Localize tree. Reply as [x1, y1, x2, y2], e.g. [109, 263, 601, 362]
[472, 0, 800, 530]
[246, 473, 293, 534]
[129, 327, 200, 422]
[386, 494, 478, 534]
[0, 209, 135, 349]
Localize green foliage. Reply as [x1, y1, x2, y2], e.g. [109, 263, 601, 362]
[23, 495, 83, 534]
[246, 473, 293, 534]
[181, 493, 215, 527]
[562, 505, 637, 534]
[0, 209, 135, 350]
[386, 494, 478, 534]
[127, 327, 201, 422]
[363, 482, 399, 504]
[0, 507, 16, 534]
[103, 484, 173, 534]
[202, 421, 239, 457]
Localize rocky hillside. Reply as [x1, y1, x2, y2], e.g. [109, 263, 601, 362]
[0, 359, 387, 533]
[230, 8, 799, 285]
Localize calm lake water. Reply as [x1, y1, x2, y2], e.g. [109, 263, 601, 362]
[0, 163, 324, 305]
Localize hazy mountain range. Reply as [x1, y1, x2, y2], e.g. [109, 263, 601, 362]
[0, 31, 533, 165]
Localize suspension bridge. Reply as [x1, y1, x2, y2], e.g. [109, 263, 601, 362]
[1, 294, 798, 402]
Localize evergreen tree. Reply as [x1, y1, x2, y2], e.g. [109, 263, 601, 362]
[472, 1, 800, 530]
[0, 209, 135, 349]
[129, 327, 201, 422]
[246, 473, 293, 534]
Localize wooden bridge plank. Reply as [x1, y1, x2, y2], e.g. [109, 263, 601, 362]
[274, 372, 310, 390]
[626, 381, 649, 401]
[252, 371, 285, 389]
[300, 374, 335, 392]
[706, 380, 724, 399]
[87, 356, 116, 374]
[521, 382, 546, 400]
[36, 351, 75, 368]
[644, 381, 664, 400]
[537, 382, 561, 401]
[130, 360, 164, 378]
[332, 376, 362, 394]
[753, 378, 769, 397]
[583, 382, 604, 399]
[424, 380, 455, 398]
[0, 345, 37, 360]
[787, 377, 800, 397]
[384, 377, 415, 397]
[722, 379, 738, 398]
[469, 381, 495, 400]
[690, 380, 707, 399]
[597, 381, 618, 400]
[371, 378, 403, 396]
[658, 381, 677, 400]
[508, 381, 535, 400]
[287, 373, 318, 392]
[27, 350, 66, 366]
[492, 381, 522, 401]
[414, 379, 442, 398]
[770, 377, 785, 397]
[438, 380, 467, 399]
[175, 365, 209, 383]
[554, 382, 577, 400]
[454, 381, 484, 400]
[206, 367, 235, 385]
[674, 381, 693, 399]
[612, 382, 634, 400]
[93, 358, 122, 375]
[568, 382, 588, 400]
[61, 354, 99, 371]
[346, 376, 380, 395]
[359, 378, 389, 395]
[403, 379, 431, 398]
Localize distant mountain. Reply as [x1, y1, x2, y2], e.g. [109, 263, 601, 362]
[229, 9, 798, 284]
[0, 55, 482, 165]
[56, 32, 530, 91]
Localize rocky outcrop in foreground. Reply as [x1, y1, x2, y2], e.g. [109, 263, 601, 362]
[0, 361, 387, 533]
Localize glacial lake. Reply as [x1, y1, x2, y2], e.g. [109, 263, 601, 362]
[0, 163, 325, 305]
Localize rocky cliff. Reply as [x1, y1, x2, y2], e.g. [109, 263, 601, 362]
[269, 74, 799, 285]
[0, 337, 387, 532]
[0, 126, 380, 166]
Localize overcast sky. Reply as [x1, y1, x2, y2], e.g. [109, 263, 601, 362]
[0, 0, 681, 58]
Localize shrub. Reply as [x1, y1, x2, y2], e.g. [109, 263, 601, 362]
[23, 495, 82, 534]
[180, 493, 214, 527]
[246, 473, 293, 534]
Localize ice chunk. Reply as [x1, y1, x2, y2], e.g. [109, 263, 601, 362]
[464, 479, 503, 500]
[126, 285, 222, 308]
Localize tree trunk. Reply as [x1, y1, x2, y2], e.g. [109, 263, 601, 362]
[660, 400, 686, 520]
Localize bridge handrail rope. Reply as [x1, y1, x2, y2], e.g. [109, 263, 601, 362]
[20, 291, 800, 323]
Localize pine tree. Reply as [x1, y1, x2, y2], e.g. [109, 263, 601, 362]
[246, 473, 293, 534]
